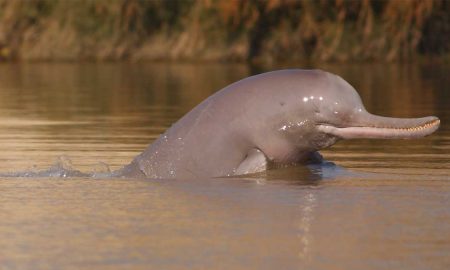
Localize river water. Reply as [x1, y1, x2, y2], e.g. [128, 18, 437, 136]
[0, 62, 449, 269]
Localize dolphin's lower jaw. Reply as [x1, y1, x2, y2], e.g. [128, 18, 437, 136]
[317, 118, 440, 139]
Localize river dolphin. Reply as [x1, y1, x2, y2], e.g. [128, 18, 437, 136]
[118, 69, 440, 179]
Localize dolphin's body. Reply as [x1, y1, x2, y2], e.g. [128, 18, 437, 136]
[118, 69, 440, 179]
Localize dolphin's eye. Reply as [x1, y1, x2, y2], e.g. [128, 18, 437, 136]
[313, 104, 320, 114]
[310, 99, 321, 114]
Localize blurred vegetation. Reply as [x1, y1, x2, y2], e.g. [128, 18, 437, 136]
[0, 0, 448, 62]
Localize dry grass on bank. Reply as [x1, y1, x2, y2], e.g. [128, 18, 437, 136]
[0, 0, 448, 62]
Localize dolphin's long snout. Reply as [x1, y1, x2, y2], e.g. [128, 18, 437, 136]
[317, 114, 440, 139]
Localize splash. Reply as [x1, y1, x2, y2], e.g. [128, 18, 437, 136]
[0, 156, 113, 178]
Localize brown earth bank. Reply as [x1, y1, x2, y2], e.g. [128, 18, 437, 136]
[0, 0, 449, 63]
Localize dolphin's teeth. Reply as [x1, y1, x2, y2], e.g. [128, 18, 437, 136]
[402, 119, 439, 132]
[370, 119, 439, 132]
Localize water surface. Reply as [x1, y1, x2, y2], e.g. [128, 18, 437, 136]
[0, 62, 449, 269]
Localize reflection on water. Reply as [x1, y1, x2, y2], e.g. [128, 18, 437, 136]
[0, 62, 449, 269]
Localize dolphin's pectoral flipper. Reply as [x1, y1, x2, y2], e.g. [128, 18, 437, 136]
[235, 148, 268, 175]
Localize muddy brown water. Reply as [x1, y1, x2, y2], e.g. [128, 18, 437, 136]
[0, 62, 449, 269]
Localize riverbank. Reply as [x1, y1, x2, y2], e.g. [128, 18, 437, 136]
[0, 0, 449, 63]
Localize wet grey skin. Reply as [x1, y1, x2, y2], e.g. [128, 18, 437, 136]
[118, 69, 440, 179]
